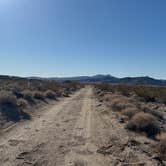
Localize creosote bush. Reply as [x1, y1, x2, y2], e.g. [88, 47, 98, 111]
[127, 112, 160, 138]
[121, 107, 139, 119]
[21, 90, 34, 101]
[0, 92, 20, 121]
[17, 99, 28, 109]
[111, 99, 127, 111]
[95, 83, 166, 104]
[44, 90, 56, 99]
[34, 91, 45, 100]
[156, 133, 166, 161]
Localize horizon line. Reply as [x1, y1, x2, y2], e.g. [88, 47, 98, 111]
[0, 74, 165, 80]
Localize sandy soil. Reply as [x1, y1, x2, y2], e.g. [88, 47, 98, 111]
[0, 86, 163, 166]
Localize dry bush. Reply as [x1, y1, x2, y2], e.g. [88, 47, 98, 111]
[0, 92, 20, 121]
[55, 89, 63, 97]
[132, 86, 166, 104]
[156, 133, 166, 161]
[44, 90, 56, 99]
[96, 83, 166, 104]
[111, 98, 127, 111]
[110, 97, 135, 112]
[121, 107, 139, 119]
[148, 110, 164, 120]
[21, 90, 34, 101]
[34, 91, 45, 100]
[141, 106, 164, 120]
[127, 112, 160, 137]
[17, 99, 28, 109]
[103, 93, 114, 102]
[62, 92, 69, 97]
[95, 83, 114, 92]
[157, 140, 166, 161]
[157, 132, 166, 140]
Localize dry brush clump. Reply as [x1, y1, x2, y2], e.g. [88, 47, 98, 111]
[0, 77, 82, 127]
[0, 92, 30, 122]
[127, 112, 160, 138]
[21, 90, 34, 102]
[110, 96, 135, 112]
[0, 92, 20, 121]
[121, 107, 139, 119]
[156, 133, 166, 161]
[95, 83, 166, 104]
[44, 90, 57, 99]
[17, 99, 28, 109]
[111, 98, 127, 111]
[33, 91, 45, 100]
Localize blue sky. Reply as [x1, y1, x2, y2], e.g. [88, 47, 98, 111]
[0, 0, 166, 79]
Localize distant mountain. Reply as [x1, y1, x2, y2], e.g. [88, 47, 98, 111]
[50, 75, 166, 86]
[0, 74, 166, 86]
[50, 75, 119, 83]
[118, 76, 166, 86]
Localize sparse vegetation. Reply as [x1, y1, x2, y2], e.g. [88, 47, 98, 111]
[22, 90, 34, 102]
[0, 92, 30, 122]
[0, 77, 82, 128]
[121, 107, 138, 119]
[95, 83, 166, 163]
[17, 98, 28, 109]
[44, 90, 57, 99]
[95, 83, 166, 104]
[127, 112, 160, 137]
[34, 91, 45, 100]
[111, 98, 127, 111]
[0, 92, 20, 121]
[156, 133, 166, 161]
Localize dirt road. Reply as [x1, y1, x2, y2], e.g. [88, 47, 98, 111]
[0, 86, 160, 166]
[0, 86, 97, 166]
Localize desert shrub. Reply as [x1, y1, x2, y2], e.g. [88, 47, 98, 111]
[21, 90, 34, 101]
[44, 90, 56, 99]
[12, 88, 23, 99]
[148, 110, 164, 120]
[0, 92, 20, 121]
[116, 84, 132, 97]
[96, 83, 166, 104]
[111, 99, 127, 111]
[127, 112, 160, 138]
[103, 93, 113, 102]
[17, 99, 28, 109]
[95, 83, 114, 92]
[158, 132, 166, 140]
[111, 98, 134, 112]
[55, 90, 63, 97]
[34, 91, 45, 100]
[121, 107, 139, 119]
[141, 106, 164, 120]
[156, 133, 166, 161]
[132, 86, 166, 104]
[63, 80, 80, 92]
[62, 92, 69, 97]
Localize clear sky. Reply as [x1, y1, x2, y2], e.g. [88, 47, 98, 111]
[0, 0, 166, 79]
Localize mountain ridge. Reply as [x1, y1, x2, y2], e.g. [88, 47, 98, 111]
[0, 74, 166, 86]
[28, 74, 166, 86]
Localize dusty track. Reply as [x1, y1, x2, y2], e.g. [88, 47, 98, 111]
[0, 86, 97, 166]
[0, 86, 161, 166]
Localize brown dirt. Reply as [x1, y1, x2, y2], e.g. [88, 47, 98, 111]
[0, 86, 163, 166]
